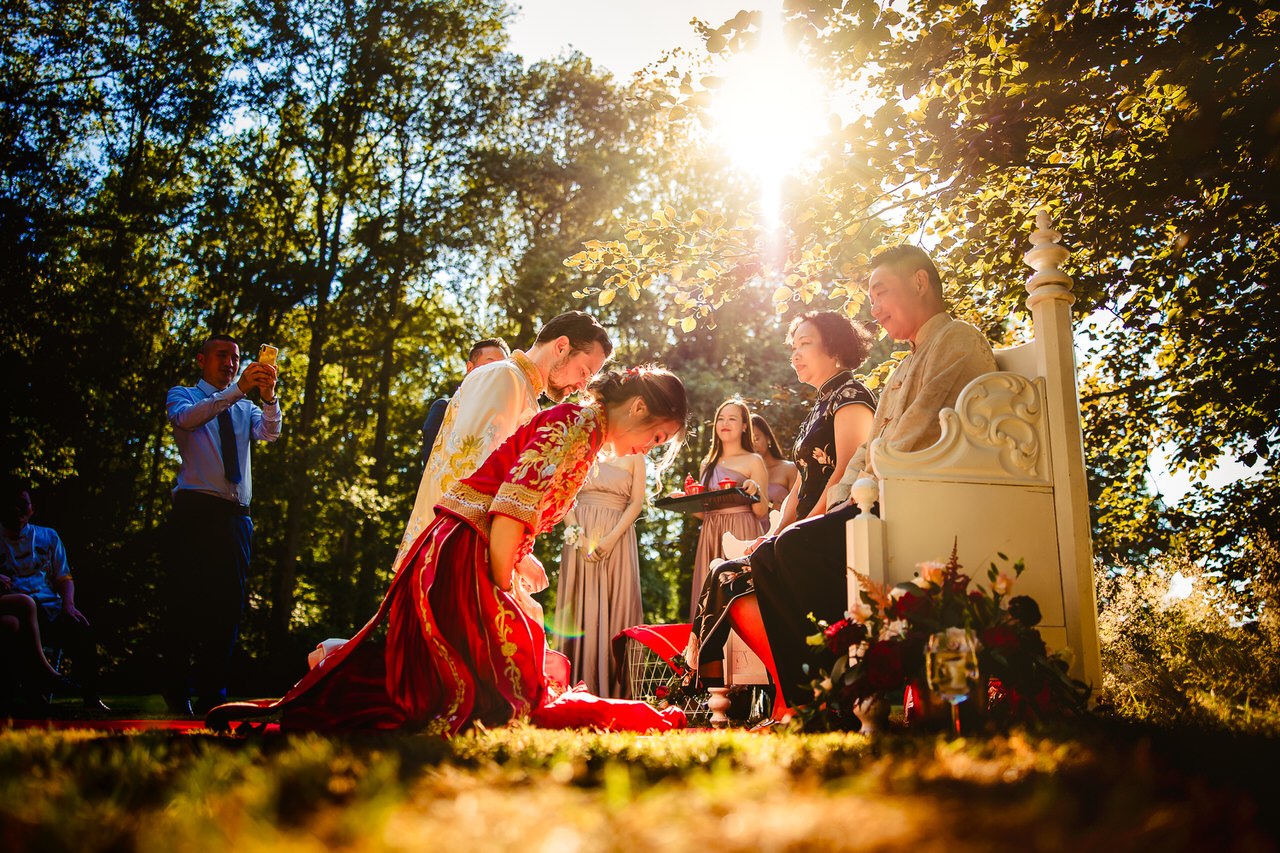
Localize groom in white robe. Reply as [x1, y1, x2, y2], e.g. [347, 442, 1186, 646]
[394, 311, 613, 590]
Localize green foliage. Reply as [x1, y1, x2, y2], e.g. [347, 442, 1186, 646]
[2, 0, 773, 686]
[1098, 548, 1280, 734]
[574, 0, 1280, 593]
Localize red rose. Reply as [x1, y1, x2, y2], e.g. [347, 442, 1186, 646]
[655, 685, 671, 701]
[980, 624, 1019, 651]
[823, 618, 868, 654]
[1007, 595, 1042, 627]
[1018, 629, 1048, 657]
[899, 589, 934, 619]
[862, 641, 904, 691]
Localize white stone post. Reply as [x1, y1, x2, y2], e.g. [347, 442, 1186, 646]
[1023, 210, 1104, 691]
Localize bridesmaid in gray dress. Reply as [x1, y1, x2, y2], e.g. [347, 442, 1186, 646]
[553, 452, 647, 697]
[751, 414, 798, 516]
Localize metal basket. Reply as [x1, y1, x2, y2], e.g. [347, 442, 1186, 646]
[623, 636, 710, 726]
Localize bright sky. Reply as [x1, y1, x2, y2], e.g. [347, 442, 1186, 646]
[506, 0, 750, 78]
[507, 0, 830, 225]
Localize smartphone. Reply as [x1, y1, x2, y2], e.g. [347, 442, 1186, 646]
[258, 344, 279, 366]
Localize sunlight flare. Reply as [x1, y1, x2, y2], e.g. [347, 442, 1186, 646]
[706, 16, 828, 222]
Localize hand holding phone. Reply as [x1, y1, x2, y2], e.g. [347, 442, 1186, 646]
[256, 344, 279, 400]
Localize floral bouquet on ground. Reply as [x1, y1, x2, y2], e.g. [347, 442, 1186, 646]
[646, 655, 759, 725]
[650, 653, 699, 707]
[803, 543, 1090, 729]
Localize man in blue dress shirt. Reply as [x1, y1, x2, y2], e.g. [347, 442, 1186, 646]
[164, 334, 281, 715]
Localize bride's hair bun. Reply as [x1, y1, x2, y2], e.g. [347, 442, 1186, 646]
[586, 365, 689, 469]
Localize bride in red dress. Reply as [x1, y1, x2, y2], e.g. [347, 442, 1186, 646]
[207, 367, 687, 734]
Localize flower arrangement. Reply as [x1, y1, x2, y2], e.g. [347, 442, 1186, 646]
[644, 653, 707, 722]
[562, 524, 583, 547]
[805, 543, 1090, 728]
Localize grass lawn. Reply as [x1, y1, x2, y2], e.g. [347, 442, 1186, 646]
[4, 697, 1279, 852]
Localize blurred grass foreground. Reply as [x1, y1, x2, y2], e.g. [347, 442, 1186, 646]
[7, 546, 1280, 852]
[3, 721, 1279, 852]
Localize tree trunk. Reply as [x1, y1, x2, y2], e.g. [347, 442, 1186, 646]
[352, 321, 399, 628]
[271, 280, 331, 651]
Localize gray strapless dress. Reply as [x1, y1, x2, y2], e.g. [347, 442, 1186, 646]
[553, 457, 643, 697]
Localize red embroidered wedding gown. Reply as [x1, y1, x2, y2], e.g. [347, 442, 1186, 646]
[206, 403, 684, 735]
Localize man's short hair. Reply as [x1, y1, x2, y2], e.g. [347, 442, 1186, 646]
[468, 338, 510, 361]
[201, 333, 239, 354]
[870, 245, 945, 304]
[534, 311, 613, 358]
[1, 474, 32, 501]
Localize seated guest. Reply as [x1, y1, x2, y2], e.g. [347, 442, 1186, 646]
[688, 312, 875, 704]
[751, 414, 798, 515]
[0, 480, 107, 709]
[0, 590, 81, 708]
[701, 246, 998, 722]
[688, 399, 769, 620]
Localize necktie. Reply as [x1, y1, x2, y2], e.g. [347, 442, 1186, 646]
[218, 410, 242, 484]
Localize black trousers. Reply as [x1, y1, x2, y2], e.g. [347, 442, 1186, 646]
[750, 502, 860, 708]
[36, 607, 100, 695]
[165, 490, 252, 704]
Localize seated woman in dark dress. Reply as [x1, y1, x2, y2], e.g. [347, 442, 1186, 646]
[688, 312, 875, 722]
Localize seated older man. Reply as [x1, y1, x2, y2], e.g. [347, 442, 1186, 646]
[709, 245, 998, 720]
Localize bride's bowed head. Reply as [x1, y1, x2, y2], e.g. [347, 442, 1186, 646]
[588, 366, 688, 466]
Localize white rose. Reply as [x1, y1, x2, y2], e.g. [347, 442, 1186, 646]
[945, 626, 975, 652]
[880, 619, 908, 640]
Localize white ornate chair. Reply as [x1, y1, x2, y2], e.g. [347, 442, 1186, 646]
[845, 211, 1103, 690]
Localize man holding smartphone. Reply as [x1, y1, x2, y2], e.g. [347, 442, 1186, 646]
[163, 334, 282, 716]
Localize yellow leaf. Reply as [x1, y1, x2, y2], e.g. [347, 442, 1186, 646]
[681, 316, 696, 332]
[598, 289, 616, 306]
[772, 286, 793, 302]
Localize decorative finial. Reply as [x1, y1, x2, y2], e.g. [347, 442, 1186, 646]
[1023, 209, 1073, 296]
[852, 477, 879, 519]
